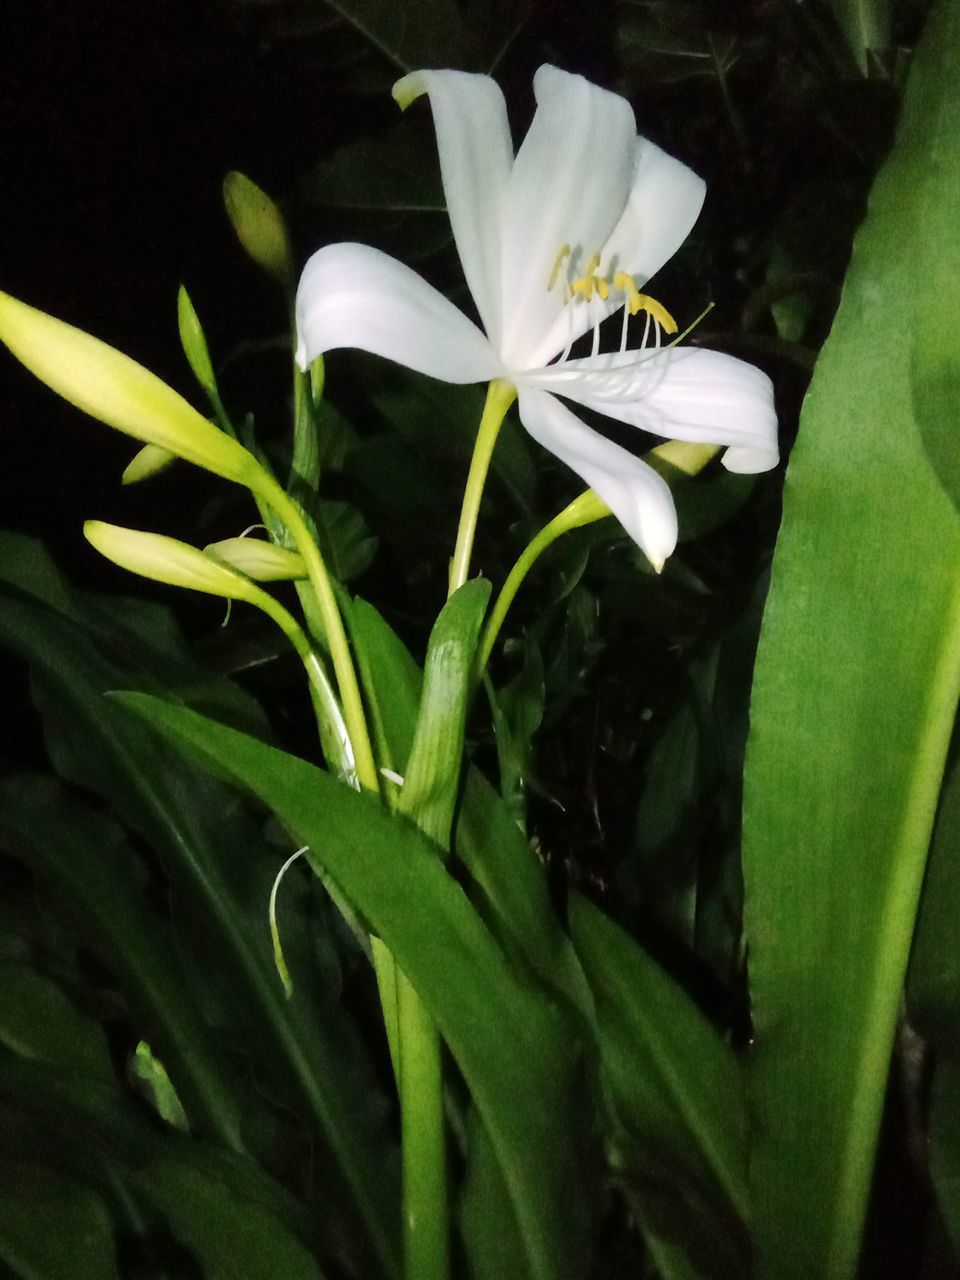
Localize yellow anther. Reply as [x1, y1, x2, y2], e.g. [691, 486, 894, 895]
[547, 244, 572, 292]
[571, 252, 610, 303]
[613, 273, 678, 333]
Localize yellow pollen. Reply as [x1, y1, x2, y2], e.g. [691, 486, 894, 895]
[547, 244, 572, 292]
[570, 252, 610, 303]
[613, 273, 678, 332]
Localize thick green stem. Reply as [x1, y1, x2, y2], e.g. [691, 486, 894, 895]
[398, 970, 449, 1280]
[448, 379, 517, 594]
[391, 386, 523, 1280]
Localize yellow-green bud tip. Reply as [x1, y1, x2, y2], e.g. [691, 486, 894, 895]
[392, 73, 426, 111]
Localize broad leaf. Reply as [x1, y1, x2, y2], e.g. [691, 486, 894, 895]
[118, 691, 594, 1280]
[569, 894, 748, 1266]
[741, 4, 960, 1276]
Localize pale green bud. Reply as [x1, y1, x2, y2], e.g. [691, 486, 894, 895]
[223, 172, 295, 286]
[204, 537, 306, 582]
[85, 521, 267, 604]
[0, 291, 260, 487]
[122, 444, 177, 485]
[177, 286, 218, 398]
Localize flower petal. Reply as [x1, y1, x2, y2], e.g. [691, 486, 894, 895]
[394, 70, 513, 347]
[532, 138, 706, 368]
[516, 386, 678, 570]
[499, 66, 637, 370]
[602, 137, 706, 287]
[295, 243, 503, 384]
[530, 346, 779, 473]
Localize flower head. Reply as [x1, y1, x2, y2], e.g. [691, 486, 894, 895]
[296, 66, 778, 569]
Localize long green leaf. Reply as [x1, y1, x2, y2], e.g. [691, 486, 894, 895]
[740, 3, 960, 1275]
[0, 774, 244, 1148]
[569, 897, 748, 1243]
[0, 579, 398, 1277]
[117, 691, 593, 1280]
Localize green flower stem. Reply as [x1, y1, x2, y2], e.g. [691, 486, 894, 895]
[475, 441, 721, 681]
[392, 383, 523, 1280]
[258, 476, 379, 794]
[475, 490, 612, 681]
[249, 584, 358, 785]
[448, 379, 517, 594]
[398, 969, 449, 1280]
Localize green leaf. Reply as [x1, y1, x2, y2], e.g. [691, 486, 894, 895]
[486, 632, 545, 829]
[347, 598, 591, 1015]
[0, 773, 244, 1149]
[568, 896, 748, 1236]
[313, 498, 378, 582]
[131, 1156, 328, 1280]
[459, 1108, 534, 1280]
[321, 0, 471, 71]
[397, 579, 490, 847]
[0, 570, 399, 1278]
[0, 1165, 118, 1280]
[0, 964, 113, 1084]
[740, 4, 960, 1276]
[117, 691, 594, 1280]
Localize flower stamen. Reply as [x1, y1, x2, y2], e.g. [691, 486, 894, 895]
[571, 252, 610, 303]
[613, 273, 678, 332]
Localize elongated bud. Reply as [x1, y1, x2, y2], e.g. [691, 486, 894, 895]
[223, 172, 295, 286]
[177, 286, 218, 398]
[85, 521, 268, 604]
[0, 291, 260, 487]
[204, 537, 306, 582]
[123, 444, 177, 485]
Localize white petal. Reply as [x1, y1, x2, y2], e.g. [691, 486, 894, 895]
[516, 386, 677, 570]
[499, 66, 637, 370]
[532, 138, 705, 369]
[394, 71, 513, 348]
[602, 137, 706, 287]
[295, 243, 503, 384]
[530, 346, 778, 472]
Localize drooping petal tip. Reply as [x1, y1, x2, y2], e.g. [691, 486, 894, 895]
[392, 73, 426, 111]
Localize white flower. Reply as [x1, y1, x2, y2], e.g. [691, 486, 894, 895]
[296, 65, 778, 571]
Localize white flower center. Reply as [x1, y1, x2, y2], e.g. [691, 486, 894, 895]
[543, 244, 681, 399]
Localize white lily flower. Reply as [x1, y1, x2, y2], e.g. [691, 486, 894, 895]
[296, 65, 778, 571]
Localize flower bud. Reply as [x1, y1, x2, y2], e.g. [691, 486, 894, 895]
[223, 172, 295, 286]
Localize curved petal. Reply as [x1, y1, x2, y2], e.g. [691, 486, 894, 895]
[295, 243, 503, 384]
[516, 386, 678, 570]
[499, 66, 637, 371]
[532, 138, 705, 368]
[602, 137, 706, 287]
[529, 346, 779, 472]
[394, 70, 513, 348]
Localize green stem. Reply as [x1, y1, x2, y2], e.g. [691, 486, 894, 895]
[391, 383, 522, 1280]
[448, 379, 517, 594]
[476, 491, 611, 681]
[258, 475, 379, 794]
[398, 970, 449, 1280]
[475, 441, 721, 681]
